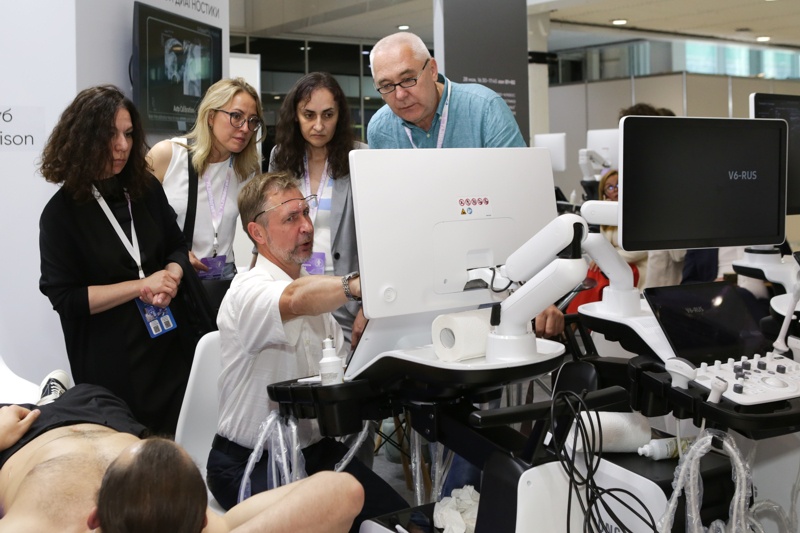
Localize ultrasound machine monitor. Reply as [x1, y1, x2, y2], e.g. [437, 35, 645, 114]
[618, 116, 787, 252]
[533, 132, 567, 172]
[586, 128, 620, 171]
[644, 281, 770, 365]
[751, 93, 800, 216]
[345, 147, 558, 378]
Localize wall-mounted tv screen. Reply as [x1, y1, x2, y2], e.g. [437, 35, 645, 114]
[618, 116, 787, 252]
[750, 93, 800, 215]
[132, 1, 222, 133]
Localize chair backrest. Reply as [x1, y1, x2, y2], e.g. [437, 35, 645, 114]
[175, 330, 222, 474]
[0, 353, 39, 404]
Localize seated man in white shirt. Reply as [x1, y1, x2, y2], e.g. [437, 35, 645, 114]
[207, 172, 408, 532]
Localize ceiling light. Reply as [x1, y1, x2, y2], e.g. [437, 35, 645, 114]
[365, 96, 371, 101]
[274, 96, 281, 100]
[300, 46, 312, 51]
[611, 19, 627, 26]
[397, 25, 410, 31]
[756, 36, 771, 42]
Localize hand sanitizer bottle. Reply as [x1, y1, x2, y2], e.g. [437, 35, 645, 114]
[319, 337, 343, 385]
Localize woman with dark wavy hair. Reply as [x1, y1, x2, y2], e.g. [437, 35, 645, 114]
[269, 72, 367, 348]
[38, 85, 195, 435]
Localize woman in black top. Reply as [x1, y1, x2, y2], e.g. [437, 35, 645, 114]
[38, 85, 194, 435]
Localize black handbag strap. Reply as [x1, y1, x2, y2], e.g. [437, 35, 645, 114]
[183, 147, 198, 248]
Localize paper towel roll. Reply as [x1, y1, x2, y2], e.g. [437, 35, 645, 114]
[432, 308, 492, 362]
[567, 411, 651, 453]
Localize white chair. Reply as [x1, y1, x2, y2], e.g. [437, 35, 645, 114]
[175, 330, 225, 514]
[0, 353, 39, 404]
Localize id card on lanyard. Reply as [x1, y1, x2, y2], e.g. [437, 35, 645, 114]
[403, 80, 452, 149]
[93, 185, 177, 337]
[199, 156, 233, 279]
[302, 155, 330, 275]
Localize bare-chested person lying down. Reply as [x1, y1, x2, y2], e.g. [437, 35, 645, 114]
[0, 383, 363, 533]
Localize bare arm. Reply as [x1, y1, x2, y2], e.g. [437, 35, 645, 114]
[0, 406, 40, 452]
[279, 275, 361, 322]
[204, 472, 363, 533]
[146, 140, 176, 182]
[88, 266, 182, 314]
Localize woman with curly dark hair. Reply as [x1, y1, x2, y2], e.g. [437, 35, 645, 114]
[269, 72, 367, 348]
[38, 85, 195, 435]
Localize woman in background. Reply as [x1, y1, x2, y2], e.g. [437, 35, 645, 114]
[269, 72, 367, 348]
[148, 77, 264, 280]
[39, 85, 194, 435]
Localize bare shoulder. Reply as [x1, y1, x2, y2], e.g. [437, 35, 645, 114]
[0, 513, 53, 533]
[202, 511, 229, 533]
[147, 139, 178, 182]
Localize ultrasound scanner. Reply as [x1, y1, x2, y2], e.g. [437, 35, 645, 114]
[267, 114, 800, 533]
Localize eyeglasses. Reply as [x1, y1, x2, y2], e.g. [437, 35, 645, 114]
[252, 194, 318, 223]
[214, 109, 264, 132]
[604, 184, 619, 193]
[375, 58, 430, 95]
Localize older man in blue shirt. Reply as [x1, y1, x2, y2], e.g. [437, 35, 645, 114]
[368, 32, 525, 150]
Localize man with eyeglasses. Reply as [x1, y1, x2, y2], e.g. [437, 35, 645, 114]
[367, 31, 525, 150]
[206, 172, 409, 532]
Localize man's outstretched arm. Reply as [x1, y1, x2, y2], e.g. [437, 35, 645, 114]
[204, 471, 364, 533]
[0, 406, 40, 452]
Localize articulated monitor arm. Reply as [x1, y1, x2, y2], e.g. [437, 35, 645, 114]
[578, 200, 640, 316]
[485, 214, 589, 362]
[578, 148, 612, 181]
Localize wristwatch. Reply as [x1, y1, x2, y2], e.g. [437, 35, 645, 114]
[342, 271, 361, 301]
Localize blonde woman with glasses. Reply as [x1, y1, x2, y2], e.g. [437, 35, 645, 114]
[148, 77, 264, 281]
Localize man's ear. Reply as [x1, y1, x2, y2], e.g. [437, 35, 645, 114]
[247, 221, 267, 245]
[87, 506, 100, 530]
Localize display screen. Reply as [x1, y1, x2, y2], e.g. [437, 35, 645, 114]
[751, 93, 800, 215]
[132, 2, 222, 132]
[619, 116, 786, 251]
[644, 281, 769, 363]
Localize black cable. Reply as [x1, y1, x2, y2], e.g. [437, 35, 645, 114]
[489, 266, 514, 293]
[548, 390, 657, 533]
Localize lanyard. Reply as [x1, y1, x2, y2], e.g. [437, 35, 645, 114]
[404, 79, 452, 149]
[93, 185, 144, 280]
[204, 156, 233, 257]
[302, 153, 329, 223]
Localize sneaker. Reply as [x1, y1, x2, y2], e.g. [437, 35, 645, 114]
[37, 370, 71, 406]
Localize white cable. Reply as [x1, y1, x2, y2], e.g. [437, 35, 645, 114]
[334, 420, 370, 472]
[239, 411, 278, 503]
[658, 430, 758, 533]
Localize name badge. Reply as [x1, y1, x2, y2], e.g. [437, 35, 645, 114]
[303, 252, 326, 275]
[199, 254, 227, 279]
[135, 299, 177, 338]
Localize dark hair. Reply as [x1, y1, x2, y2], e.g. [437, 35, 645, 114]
[272, 72, 355, 180]
[97, 438, 207, 533]
[618, 102, 662, 120]
[39, 85, 150, 203]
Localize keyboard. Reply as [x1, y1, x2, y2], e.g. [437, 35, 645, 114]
[692, 352, 800, 406]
